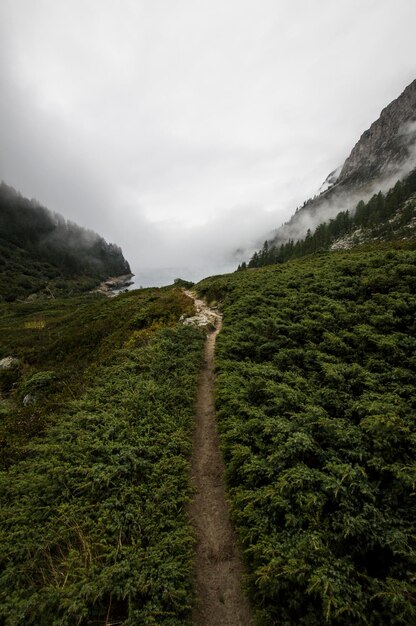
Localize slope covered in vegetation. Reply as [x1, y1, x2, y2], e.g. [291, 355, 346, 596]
[0, 182, 131, 302]
[2, 176, 416, 626]
[244, 169, 416, 269]
[197, 247, 416, 625]
[0, 288, 204, 625]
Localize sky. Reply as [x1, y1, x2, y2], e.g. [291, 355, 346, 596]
[0, 0, 415, 286]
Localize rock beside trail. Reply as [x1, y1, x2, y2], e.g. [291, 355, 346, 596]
[180, 290, 222, 329]
[0, 357, 20, 370]
[23, 393, 36, 407]
[180, 313, 217, 328]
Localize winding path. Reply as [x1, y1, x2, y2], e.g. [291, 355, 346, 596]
[185, 291, 254, 626]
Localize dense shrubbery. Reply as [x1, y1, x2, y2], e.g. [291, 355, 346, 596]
[0, 288, 203, 625]
[197, 248, 416, 625]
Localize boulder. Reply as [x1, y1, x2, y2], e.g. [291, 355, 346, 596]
[181, 313, 217, 329]
[0, 358, 22, 393]
[23, 394, 36, 407]
[0, 357, 20, 370]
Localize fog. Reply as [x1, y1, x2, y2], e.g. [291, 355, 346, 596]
[1, 1, 416, 285]
[270, 121, 416, 248]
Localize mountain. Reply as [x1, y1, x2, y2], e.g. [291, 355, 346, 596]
[337, 79, 416, 186]
[245, 168, 416, 269]
[0, 182, 131, 301]
[266, 79, 416, 248]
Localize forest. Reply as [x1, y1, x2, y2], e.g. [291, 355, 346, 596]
[0, 182, 131, 302]
[197, 247, 416, 624]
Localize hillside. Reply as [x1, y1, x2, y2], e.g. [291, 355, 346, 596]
[263, 79, 416, 250]
[1, 234, 416, 624]
[197, 247, 416, 625]
[0, 182, 131, 302]
[0, 230, 416, 626]
[245, 169, 416, 269]
[0, 286, 203, 624]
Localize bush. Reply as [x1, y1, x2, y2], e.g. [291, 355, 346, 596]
[19, 370, 58, 398]
[0, 288, 204, 625]
[197, 247, 416, 625]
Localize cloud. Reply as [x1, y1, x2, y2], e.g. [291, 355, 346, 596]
[1, 0, 416, 285]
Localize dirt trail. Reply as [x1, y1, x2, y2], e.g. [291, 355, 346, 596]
[186, 291, 254, 626]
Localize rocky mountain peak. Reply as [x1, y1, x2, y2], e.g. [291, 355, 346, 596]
[262, 79, 416, 250]
[337, 79, 416, 186]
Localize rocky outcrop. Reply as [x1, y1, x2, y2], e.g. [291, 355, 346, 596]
[95, 273, 134, 296]
[338, 79, 416, 185]
[0, 357, 21, 393]
[23, 393, 36, 407]
[268, 79, 416, 248]
[317, 166, 342, 194]
[0, 357, 20, 370]
[180, 291, 222, 330]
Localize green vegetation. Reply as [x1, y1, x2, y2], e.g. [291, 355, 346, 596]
[243, 169, 416, 269]
[173, 278, 195, 289]
[197, 247, 416, 625]
[3, 169, 416, 625]
[0, 287, 204, 625]
[0, 182, 130, 302]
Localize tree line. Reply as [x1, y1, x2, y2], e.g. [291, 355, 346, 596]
[0, 182, 130, 279]
[240, 169, 416, 270]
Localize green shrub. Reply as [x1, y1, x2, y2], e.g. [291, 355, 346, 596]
[19, 370, 58, 397]
[0, 289, 204, 625]
[197, 247, 416, 625]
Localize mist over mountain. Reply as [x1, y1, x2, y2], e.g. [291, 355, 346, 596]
[0, 182, 131, 301]
[264, 79, 416, 249]
[245, 168, 416, 270]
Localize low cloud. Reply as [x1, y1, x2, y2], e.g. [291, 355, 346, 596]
[1, 1, 416, 285]
[114, 203, 283, 286]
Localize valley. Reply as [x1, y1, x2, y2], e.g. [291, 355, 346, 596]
[1, 240, 415, 624]
[1, 69, 416, 626]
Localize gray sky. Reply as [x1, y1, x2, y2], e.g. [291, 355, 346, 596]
[1, 0, 415, 285]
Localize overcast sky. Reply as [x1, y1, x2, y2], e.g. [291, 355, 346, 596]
[0, 1, 415, 285]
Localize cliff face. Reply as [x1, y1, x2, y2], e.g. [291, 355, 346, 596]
[268, 79, 416, 247]
[338, 79, 416, 185]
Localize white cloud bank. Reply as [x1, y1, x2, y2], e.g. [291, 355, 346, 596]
[0, 0, 415, 285]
